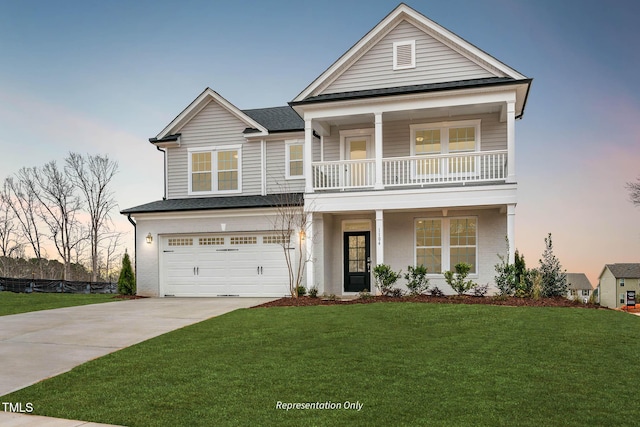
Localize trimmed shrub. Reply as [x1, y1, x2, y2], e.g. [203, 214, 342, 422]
[373, 264, 402, 297]
[308, 286, 318, 298]
[445, 263, 476, 296]
[404, 265, 430, 296]
[296, 285, 307, 297]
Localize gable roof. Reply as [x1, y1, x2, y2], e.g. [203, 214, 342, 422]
[154, 87, 269, 141]
[293, 3, 528, 103]
[604, 264, 640, 279]
[292, 76, 525, 105]
[566, 273, 593, 290]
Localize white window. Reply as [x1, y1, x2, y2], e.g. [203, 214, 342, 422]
[415, 217, 477, 275]
[620, 279, 625, 287]
[581, 289, 590, 297]
[285, 141, 304, 179]
[410, 120, 481, 176]
[393, 40, 416, 70]
[188, 145, 241, 195]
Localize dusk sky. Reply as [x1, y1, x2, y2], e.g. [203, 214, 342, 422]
[0, 0, 638, 285]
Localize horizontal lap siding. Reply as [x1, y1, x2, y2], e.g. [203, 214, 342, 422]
[323, 20, 496, 95]
[321, 113, 505, 160]
[167, 101, 260, 199]
[266, 140, 304, 194]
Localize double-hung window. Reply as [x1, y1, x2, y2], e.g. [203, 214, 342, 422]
[188, 145, 241, 194]
[285, 140, 304, 179]
[415, 217, 477, 275]
[410, 120, 481, 177]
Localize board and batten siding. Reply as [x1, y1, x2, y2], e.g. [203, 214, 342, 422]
[322, 20, 497, 95]
[166, 100, 262, 199]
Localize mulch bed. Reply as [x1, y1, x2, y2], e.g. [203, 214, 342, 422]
[253, 295, 604, 309]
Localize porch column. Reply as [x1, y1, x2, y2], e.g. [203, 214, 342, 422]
[305, 119, 314, 193]
[507, 204, 516, 264]
[375, 210, 384, 265]
[375, 210, 384, 296]
[506, 101, 516, 183]
[305, 212, 314, 291]
[374, 112, 383, 190]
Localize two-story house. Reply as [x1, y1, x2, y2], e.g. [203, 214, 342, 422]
[121, 4, 532, 298]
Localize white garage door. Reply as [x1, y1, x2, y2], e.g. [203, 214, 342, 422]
[161, 233, 291, 297]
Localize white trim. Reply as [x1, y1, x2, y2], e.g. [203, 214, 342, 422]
[414, 216, 479, 277]
[187, 144, 243, 196]
[157, 88, 268, 139]
[339, 128, 375, 161]
[292, 4, 526, 102]
[393, 40, 416, 70]
[341, 219, 373, 296]
[305, 183, 517, 213]
[260, 139, 266, 196]
[285, 140, 305, 180]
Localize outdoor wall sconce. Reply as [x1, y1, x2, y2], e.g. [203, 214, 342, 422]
[146, 233, 153, 244]
[299, 230, 306, 242]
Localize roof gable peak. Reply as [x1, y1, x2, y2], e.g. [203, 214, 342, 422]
[156, 87, 268, 140]
[293, 3, 527, 103]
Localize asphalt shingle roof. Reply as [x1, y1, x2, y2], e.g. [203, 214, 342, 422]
[566, 273, 593, 290]
[291, 77, 524, 105]
[605, 263, 640, 279]
[242, 106, 304, 133]
[121, 193, 304, 215]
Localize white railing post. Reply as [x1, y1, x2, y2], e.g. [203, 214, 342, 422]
[374, 112, 383, 190]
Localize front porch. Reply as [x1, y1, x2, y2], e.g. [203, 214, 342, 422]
[305, 205, 515, 297]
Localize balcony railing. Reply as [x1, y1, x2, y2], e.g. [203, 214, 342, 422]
[312, 150, 507, 191]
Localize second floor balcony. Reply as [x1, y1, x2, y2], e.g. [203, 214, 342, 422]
[311, 150, 508, 191]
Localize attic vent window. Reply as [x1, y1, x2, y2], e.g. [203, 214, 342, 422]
[393, 40, 415, 70]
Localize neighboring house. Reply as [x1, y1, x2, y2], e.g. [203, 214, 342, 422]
[598, 264, 640, 309]
[566, 273, 593, 303]
[121, 4, 532, 297]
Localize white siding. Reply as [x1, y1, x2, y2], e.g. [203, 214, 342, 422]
[166, 100, 261, 199]
[322, 20, 497, 95]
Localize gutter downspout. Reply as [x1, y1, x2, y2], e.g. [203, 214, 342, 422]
[127, 214, 137, 289]
[156, 146, 167, 200]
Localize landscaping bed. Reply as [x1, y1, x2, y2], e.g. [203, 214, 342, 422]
[254, 294, 603, 309]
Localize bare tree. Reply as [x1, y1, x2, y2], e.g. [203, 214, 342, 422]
[31, 161, 83, 280]
[0, 183, 23, 276]
[628, 177, 640, 207]
[65, 153, 118, 282]
[270, 192, 311, 298]
[102, 231, 124, 283]
[4, 172, 46, 278]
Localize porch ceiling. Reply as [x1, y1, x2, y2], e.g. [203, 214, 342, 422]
[315, 102, 504, 127]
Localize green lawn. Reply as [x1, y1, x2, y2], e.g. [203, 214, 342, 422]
[0, 291, 118, 316]
[3, 303, 639, 426]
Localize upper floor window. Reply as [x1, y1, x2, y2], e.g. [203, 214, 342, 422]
[188, 145, 241, 195]
[393, 40, 416, 70]
[410, 120, 481, 175]
[286, 141, 304, 179]
[411, 120, 481, 155]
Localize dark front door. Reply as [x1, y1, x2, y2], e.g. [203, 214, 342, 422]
[343, 231, 371, 293]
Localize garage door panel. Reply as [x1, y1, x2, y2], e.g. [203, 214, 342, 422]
[161, 234, 290, 297]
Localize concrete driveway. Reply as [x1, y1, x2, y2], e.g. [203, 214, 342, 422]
[0, 297, 274, 397]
